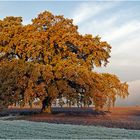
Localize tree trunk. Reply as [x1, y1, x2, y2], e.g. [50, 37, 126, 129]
[42, 105, 52, 113]
[29, 101, 33, 108]
[41, 97, 52, 113]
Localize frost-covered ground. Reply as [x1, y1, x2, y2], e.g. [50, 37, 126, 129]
[0, 120, 140, 139]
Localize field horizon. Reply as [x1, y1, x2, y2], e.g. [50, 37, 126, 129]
[1, 106, 140, 130]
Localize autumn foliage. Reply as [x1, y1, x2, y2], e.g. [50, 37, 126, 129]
[0, 11, 128, 112]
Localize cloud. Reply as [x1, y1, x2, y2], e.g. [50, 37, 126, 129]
[106, 21, 140, 42]
[78, 16, 118, 44]
[22, 19, 32, 25]
[112, 28, 140, 54]
[71, 2, 140, 84]
[71, 2, 118, 25]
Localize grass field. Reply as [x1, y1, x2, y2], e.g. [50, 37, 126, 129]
[0, 120, 140, 139]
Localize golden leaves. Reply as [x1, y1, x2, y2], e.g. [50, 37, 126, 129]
[0, 11, 128, 110]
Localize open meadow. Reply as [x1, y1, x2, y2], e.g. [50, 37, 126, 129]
[0, 119, 140, 139]
[1, 106, 140, 139]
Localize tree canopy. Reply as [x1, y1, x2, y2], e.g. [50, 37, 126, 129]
[0, 11, 128, 112]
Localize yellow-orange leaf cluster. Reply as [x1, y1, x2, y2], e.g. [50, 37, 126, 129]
[0, 11, 128, 112]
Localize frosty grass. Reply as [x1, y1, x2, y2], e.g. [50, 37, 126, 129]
[0, 120, 140, 139]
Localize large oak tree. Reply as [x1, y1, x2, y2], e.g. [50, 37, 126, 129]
[0, 11, 128, 112]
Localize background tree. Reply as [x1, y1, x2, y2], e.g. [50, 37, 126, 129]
[0, 11, 129, 112]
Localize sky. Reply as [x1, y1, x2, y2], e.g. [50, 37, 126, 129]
[0, 1, 140, 106]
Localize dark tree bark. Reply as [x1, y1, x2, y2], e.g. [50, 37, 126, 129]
[41, 96, 52, 113]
